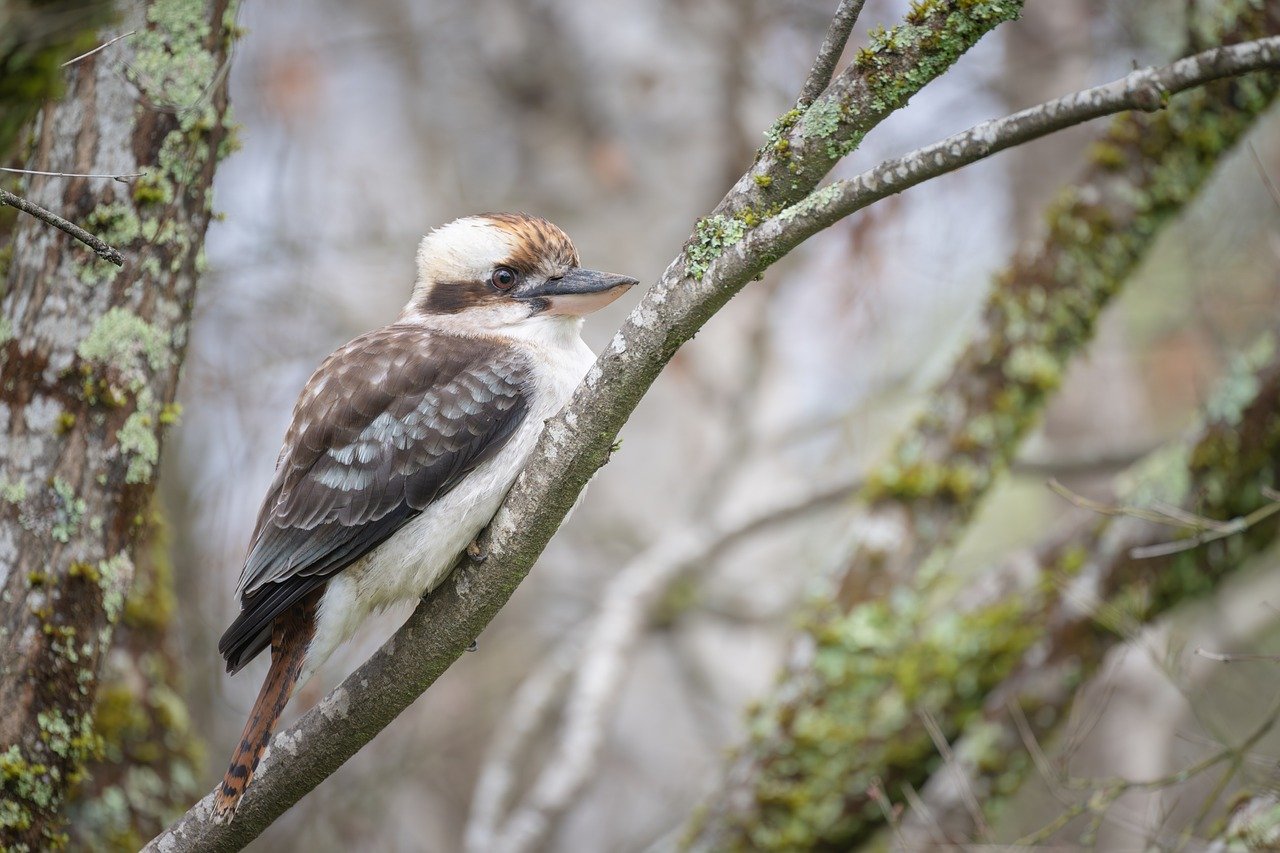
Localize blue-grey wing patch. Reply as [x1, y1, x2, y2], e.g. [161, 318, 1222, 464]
[218, 327, 531, 673]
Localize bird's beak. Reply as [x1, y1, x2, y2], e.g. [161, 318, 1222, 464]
[520, 268, 639, 316]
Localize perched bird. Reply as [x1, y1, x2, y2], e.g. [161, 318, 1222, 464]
[213, 212, 636, 818]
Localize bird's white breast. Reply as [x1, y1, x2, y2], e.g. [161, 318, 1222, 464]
[303, 317, 594, 684]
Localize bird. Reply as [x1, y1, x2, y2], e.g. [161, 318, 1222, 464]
[212, 212, 637, 818]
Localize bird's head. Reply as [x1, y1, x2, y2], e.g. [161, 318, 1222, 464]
[406, 213, 637, 329]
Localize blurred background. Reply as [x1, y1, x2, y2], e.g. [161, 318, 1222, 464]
[157, 0, 1280, 848]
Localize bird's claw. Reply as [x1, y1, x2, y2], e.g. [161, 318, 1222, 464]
[466, 539, 488, 562]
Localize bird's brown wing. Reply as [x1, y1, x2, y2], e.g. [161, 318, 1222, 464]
[218, 325, 531, 673]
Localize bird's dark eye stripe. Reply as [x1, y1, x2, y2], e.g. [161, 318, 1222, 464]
[491, 267, 517, 290]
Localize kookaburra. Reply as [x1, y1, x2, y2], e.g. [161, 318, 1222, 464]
[213, 213, 636, 817]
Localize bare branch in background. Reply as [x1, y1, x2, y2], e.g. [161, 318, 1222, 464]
[0, 188, 125, 266]
[796, 0, 866, 107]
[466, 477, 859, 853]
[1194, 648, 1280, 663]
[1048, 477, 1280, 559]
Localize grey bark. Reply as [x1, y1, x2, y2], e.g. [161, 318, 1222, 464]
[0, 1, 236, 846]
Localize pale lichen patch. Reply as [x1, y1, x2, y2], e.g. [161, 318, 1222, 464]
[319, 687, 350, 721]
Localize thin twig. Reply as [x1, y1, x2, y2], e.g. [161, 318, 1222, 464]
[60, 30, 137, 67]
[918, 708, 993, 841]
[0, 167, 144, 182]
[797, 0, 867, 107]
[0, 189, 124, 266]
[1248, 141, 1280, 211]
[1194, 648, 1280, 663]
[1046, 478, 1280, 560]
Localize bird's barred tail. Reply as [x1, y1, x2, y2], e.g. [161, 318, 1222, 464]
[213, 591, 320, 820]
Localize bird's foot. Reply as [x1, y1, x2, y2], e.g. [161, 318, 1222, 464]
[466, 538, 488, 562]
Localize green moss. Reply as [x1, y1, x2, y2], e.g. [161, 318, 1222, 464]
[50, 478, 86, 543]
[2, 477, 27, 504]
[157, 402, 183, 425]
[67, 509, 204, 850]
[130, 174, 173, 207]
[77, 308, 172, 395]
[686, 214, 749, 281]
[735, 593, 1040, 849]
[117, 410, 159, 485]
[68, 562, 101, 584]
[0, 313, 12, 346]
[0, 709, 103, 838]
[96, 553, 133, 626]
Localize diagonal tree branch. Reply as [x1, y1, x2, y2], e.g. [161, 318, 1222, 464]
[0, 188, 125, 265]
[147, 12, 1280, 853]
[726, 33, 1280, 276]
[796, 0, 867, 108]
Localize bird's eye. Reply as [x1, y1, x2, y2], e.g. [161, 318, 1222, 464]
[491, 267, 517, 291]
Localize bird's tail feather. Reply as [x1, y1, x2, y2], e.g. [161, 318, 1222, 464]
[213, 589, 320, 820]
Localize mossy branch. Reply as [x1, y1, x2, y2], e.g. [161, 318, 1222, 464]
[684, 2, 1280, 848]
[895, 337, 1280, 847]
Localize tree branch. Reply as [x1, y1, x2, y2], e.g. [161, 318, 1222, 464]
[466, 477, 859, 853]
[0, 188, 125, 266]
[713, 34, 1280, 292]
[898, 337, 1280, 848]
[796, 0, 866, 107]
[147, 13, 1280, 851]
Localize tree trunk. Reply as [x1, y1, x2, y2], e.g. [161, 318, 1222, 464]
[0, 0, 236, 846]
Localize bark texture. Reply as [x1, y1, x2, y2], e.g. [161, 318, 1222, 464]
[0, 0, 235, 846]
[63, 506, 203, 851]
